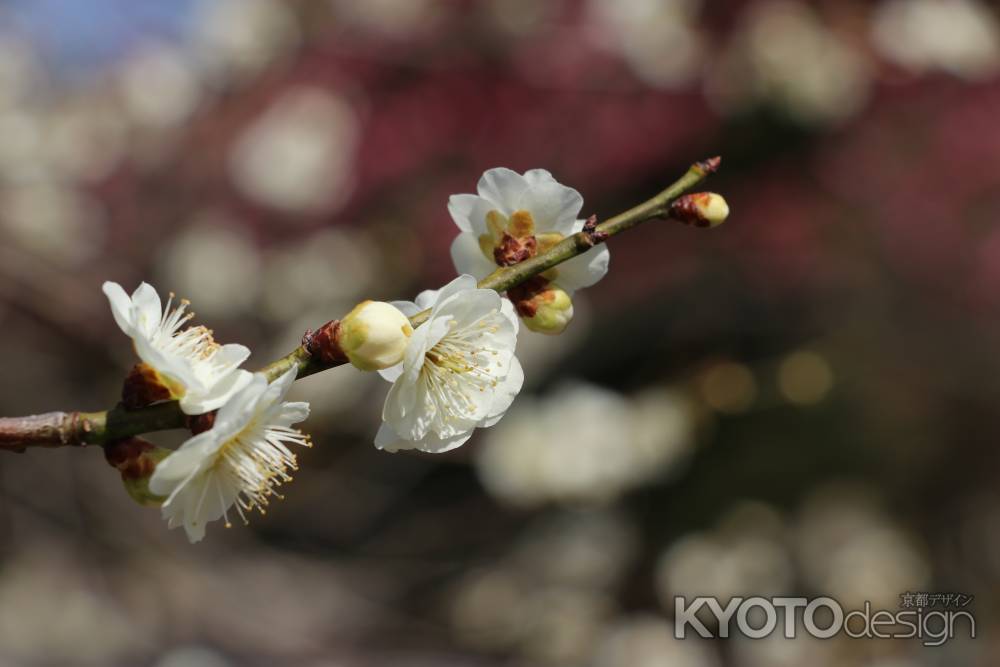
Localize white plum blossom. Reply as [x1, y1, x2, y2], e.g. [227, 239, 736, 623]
[103, 281, 252, 415]
[148, 368, 311, 543]
[448, 168, 610, 294]
[375, 275, 524, 453]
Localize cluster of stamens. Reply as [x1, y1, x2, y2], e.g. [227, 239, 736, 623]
[419, 313, 505, 426]
[209, 420, 313, 528]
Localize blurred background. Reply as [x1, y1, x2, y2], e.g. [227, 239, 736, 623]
[0, 0, 997, 664]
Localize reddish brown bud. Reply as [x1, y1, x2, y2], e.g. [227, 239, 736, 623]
[493, 232, 538, 266]
[186, 411, 217, 435]
[104, 436, 158, 481]
[507, 275, 551, 318]
[121, 363, 172, 410]
[104, 437, 170, 506]
[303, 320, 349, 365]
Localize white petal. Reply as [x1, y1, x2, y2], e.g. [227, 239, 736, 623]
[523, 169, 555, 186]
[389, 300, 421, 318]
[430, 274, 479, 315]
[516, 180, 583, 236]
[551, 243, 610, 293]
[450, 232, 498, 281]
[375, 421, 473, 454]
[477, 168, 529, 212]
[130, 282, 163, 339]
[481, 356, 524, 428]
[180, 368, 254, 415]
[378, 363, 404, 383]
[148, 431, 220, 495]
[212, 372, 267, 429]
[215, 343, 252, 372]
[448, 194, 496, 235]
[374, 421, 406, 451]
[412, 290, 438, 310]
[382, 370, 430, 440]
[102, 281, 134, 335]
[499, 297, 519, 331]
[269, 366, 299, 401]
[276, 401, 310, 426]
[435, 286, 501, 330]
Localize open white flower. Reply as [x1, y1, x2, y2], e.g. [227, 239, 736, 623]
[148, 368, 311, 543]
[448, 168, 610, 293]
[103, 281, 252, 414]
[375, 275, 524, 453]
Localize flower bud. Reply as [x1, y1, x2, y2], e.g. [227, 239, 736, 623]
[104, 437, 171, 506]
[339, 300, 413, 371]
[669, 192, 730, 228]
[517, 284, 574, 335]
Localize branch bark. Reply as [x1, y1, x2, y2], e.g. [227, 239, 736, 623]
[0, 158, 719, 452]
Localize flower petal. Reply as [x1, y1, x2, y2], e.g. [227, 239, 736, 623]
[477, 168, 529, 212]
[378, 363, 404, 383]
[480, 356, 524, 428]
[430, 274, 479, 315]
[516, 180, 583, 236]
[148, 431, 220, 495]
[130, 282, 163, 339]
[180, 368, 253, 416]
[523, 168, 555, 187]
[450, 232, 498, 281]
[375, 421, 474, 454]
[448, 194, 496, 235]
[102, 281, 134, 335]
[551, 243, 610, 293]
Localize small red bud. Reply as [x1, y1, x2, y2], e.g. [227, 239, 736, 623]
[303, 320, 348, 364]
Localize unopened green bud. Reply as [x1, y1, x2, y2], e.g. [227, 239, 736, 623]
[519, 284, 574, 335]
[339, 300, 413, 371]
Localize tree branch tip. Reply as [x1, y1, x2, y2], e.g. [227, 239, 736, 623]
[693, 156, 722, 176]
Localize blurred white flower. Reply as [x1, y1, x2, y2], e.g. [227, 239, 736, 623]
[330, 0, 440, 36]
[374, 275, 523, 453]
[511, 509, 638, 590]
[872, 0, 1000, 80]
[149, 369, 310, 543]
[656, 502, 794, 606]
[44, 94, 127, 183]
[588, 0, 705, 88]
[0, 35, 43, 110]
[593, 615, 721, 667]
[794, 484, 930, 608]
[449, 566, 614, 661]
[119, 43, 202, 130]
[449, 168, 609, 295]
[191, 0, 300, 82]
[730, 632, 840, 667]
[707, 1, 870, 125]
[0, 546, 156, 663]
[261, 229, 375, 321]
[159, 216, 261, 318]
[1, 183, 106, 265]
[103, 281, 253, 415]
[230, 86, 359, 215]
[477, 382, 695, 507]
